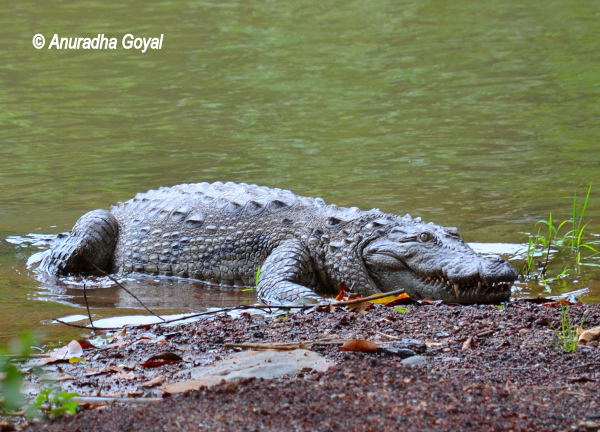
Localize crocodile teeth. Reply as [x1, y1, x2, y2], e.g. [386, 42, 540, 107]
[453, 283, 460, 296]
[478, 281, 482, 289]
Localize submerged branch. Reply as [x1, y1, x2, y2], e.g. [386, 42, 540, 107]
[82, 283, 96, 332]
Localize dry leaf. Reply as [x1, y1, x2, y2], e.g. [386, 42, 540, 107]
[116, 371, 137, 380]
[76, 339, 97, 350]
[162, 377, 222, 394]
[541, 299, 582, 307]
[43, 340, 86, 364]
[140, 352, 182, 368]
[142, 375, 166, 388]
[383, 293, 416, 307]
[369, 294, 401, 304]
[339, 339, 380, 353]
[335, 283, 348, 300]
[462, 336, 475, 350]
[578, 326, 600, 344]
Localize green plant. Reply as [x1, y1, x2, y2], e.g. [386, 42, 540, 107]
[522, 227, 542, 275]
[240, 266, 262, 292]
[553, 305, 584, 353]
[255, 265, 261, 286]
[1, 334, 79, 420]
[0, 333, 37, 413]
[34, 388, 79, 419]
[570, 184, 592, 253]
[522, 184, 598, 281]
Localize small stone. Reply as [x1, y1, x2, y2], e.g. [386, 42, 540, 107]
[401, 355, 428, 367]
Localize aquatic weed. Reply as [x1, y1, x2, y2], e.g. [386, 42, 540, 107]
[522, 184, 598, 281]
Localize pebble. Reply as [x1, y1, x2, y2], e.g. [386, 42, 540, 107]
[400, 355, 428, 367]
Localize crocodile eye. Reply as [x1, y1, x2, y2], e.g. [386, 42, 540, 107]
[418, 232, 432, 242]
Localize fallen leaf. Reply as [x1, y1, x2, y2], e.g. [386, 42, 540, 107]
[384, 293, 417, 307]
[540, 299, 583, 307]
[103, 340, 131, 349]
[335, 283, 348, 300]
[578, 326, 600, 344]
[393, 306, 410, 313]
[162, 377, 220, 394]
[116, 371, 137, 380]
[43, 340, 87, 364]
[140, 352, 183, 368]
[369, 294, 402, 304]
[462, 336, 475, 350]
[76, 339, 97, 350]
[142, 375, 166, 388]
[339, 339, 380, 353]
[68, 357, 84, 364]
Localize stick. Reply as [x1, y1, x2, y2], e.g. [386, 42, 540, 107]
[82, 283, 96, 332]
[53, 289, 407, 331]
[73, 396, 162, 404]
[224, 338, 347, 350]
[330, 289, 406, 306]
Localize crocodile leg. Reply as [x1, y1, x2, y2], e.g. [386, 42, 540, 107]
[256, 239, 322, 305]
[39, 209, 119, 276]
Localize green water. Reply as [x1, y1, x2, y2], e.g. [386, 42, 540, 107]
[1, 0, 599, 342]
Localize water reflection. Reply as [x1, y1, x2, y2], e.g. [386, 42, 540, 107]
[36, 275, 257, 311]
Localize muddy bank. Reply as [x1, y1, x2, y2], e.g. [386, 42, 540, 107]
[19, 302, 600, 431]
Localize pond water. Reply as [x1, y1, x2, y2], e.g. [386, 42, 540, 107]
[1, 0, 599, 343]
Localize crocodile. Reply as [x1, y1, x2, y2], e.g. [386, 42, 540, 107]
[34, 182, 517, 304]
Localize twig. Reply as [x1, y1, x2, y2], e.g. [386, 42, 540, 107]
[224, 338, 347, 350]
[53, 289, 407, 331]
[83, 283, 96, 332]
[0, 410, 25, 416]
[53, 319, 107, 330]
[376, 331, 402, 340]
[571, 362, 600, 370]
[52, 304, 268, 330]
[476, 329, 496, 337]
[73, 396, 162, 404]
[92, 265, 165, 322]
[541, 236, 552, 277]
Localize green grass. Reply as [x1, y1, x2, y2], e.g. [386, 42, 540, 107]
[240, 266, 262, 292]
[553, 305, 583, 353]
[522, 184, 598, 282]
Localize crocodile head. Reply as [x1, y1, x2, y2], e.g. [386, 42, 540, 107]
[362, 220, 516, 303]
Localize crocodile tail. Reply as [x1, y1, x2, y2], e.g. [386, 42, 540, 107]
[38, 209, 119, 276]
